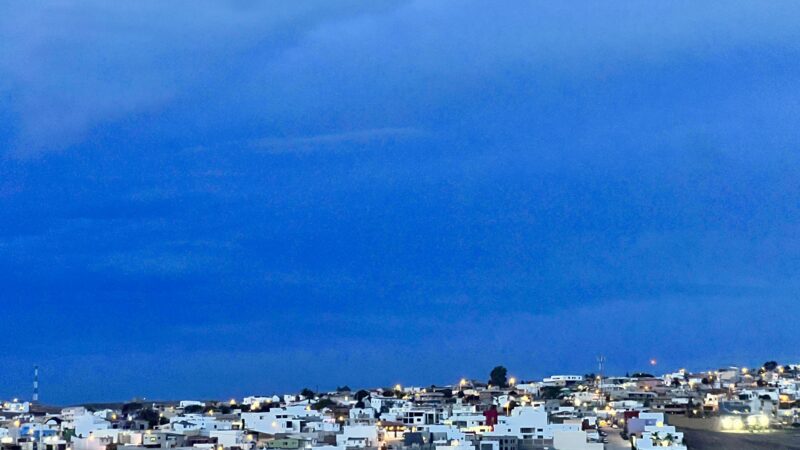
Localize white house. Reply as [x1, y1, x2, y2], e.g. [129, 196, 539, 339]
[72, 435, 112, 450]
[169, 414, 232, 432]
[335, 425, 379, 448]
[209, 429, 247, 447]
[543, 376, 583, 387]
[241, 405, 322, 434]
[2, 401, 30, 414]
[484, 406, 579, 440]
[74, 414, 110, 438]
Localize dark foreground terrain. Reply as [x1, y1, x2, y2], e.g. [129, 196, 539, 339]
[683, 429, 800, 450]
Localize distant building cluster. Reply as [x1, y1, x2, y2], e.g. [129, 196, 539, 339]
[2, 362, 799, 450]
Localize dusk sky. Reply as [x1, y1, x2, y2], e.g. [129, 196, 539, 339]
[2, 1, 800, 405]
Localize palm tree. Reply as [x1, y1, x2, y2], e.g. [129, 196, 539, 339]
[650, 431, 660, 445]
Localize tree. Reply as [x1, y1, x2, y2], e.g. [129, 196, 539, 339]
[137, 409, 161, 428]
[122, 402, 143, 415]
[355, 390, 370, 402]
[183, 405, 203, 414]
[300, 388, 316, 399]
[540, 386, 563, 400]
[463, 394, 480, 403]
[764, 361, 779, 372]
[311, 399, 336, 411]
[381, 389, 395, 397]
[336, 386, 351, 392]
[489, 366, 508, 388]
[671, 378, 681, 387]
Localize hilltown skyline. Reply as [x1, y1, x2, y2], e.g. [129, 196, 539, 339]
[5, 360, 797, 406]
[3, 361, 800, 450]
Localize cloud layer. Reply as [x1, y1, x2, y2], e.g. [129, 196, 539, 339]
[1, 0, 799, 403]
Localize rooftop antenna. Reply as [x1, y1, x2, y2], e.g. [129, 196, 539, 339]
[33, 365, 39, 403]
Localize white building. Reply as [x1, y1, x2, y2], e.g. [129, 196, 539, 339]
[241, 405, 322, 434]
[169, 414, 232, 432]
[335, 425, 379, 448]
[2, 401, 30, 414]
[543, 376, 583, 386]
[484, 406, 579, 440]
[74, 414, 111, 438]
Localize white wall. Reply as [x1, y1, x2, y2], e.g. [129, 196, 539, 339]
[74, 415, 110, 438]
[335, 425, 378, 447]
[553, 431, 603, 450]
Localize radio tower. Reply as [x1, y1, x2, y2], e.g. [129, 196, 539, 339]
[33, 365, 39, 403]
[596, 355, 606, 400]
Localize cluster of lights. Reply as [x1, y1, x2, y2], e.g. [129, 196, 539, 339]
[747, 415, 770, 428]
[721, 416, 744, 431]
[720, 415, 769, 431]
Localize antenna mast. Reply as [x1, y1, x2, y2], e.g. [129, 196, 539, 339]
[33, 365, 39, 403]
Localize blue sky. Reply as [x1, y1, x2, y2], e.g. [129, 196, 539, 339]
[1, 1, 800, 404]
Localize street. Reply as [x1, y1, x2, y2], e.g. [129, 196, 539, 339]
[602, 428, 631, 450]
